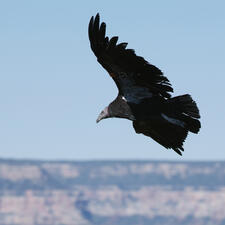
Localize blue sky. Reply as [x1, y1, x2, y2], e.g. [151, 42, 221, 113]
[0, 0, 225, 161]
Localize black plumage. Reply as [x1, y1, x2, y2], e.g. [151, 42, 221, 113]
[89, 13, 201, 155]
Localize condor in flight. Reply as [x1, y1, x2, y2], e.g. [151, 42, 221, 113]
[88, 13, 201, 155]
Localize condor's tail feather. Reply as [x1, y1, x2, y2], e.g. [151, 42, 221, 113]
[167, 94, 200, 118]
[166, 94, 201, 134]
[133, 94, 201, 155]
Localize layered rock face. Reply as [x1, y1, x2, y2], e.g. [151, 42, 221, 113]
[0, 159, 224, 225]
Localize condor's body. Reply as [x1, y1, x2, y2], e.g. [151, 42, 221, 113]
[89, 14, 201, 155]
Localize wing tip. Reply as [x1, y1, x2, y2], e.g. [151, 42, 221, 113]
[89, 13, 100, 34]
[95, 13, 100, 23]
[173, 147, 184, 156]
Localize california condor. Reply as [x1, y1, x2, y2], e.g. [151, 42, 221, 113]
[88, 13, 201, 155]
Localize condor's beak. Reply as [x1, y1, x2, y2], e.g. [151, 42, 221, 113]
[96, 115, 102, 123]
[96, 109, 108, 123]
[96, 112, 105, 123]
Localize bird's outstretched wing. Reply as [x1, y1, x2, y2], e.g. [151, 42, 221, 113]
[133, 118, 187, 155]
[88, 13, 173, 103]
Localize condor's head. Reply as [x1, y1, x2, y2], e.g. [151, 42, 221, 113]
[96, 106, 110, 123]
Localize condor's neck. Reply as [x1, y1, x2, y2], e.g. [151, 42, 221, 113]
[108, 95, 135, 121]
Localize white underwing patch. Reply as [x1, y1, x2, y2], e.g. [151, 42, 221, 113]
[121, 96, 127, 102]
[161, 113, 185, 127]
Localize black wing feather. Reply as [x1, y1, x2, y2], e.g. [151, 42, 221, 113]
[133, 119, 187, 155]
[108, 36, 118, 50]
[89, 13, 173, 99]
[117, 42, 128, 49]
